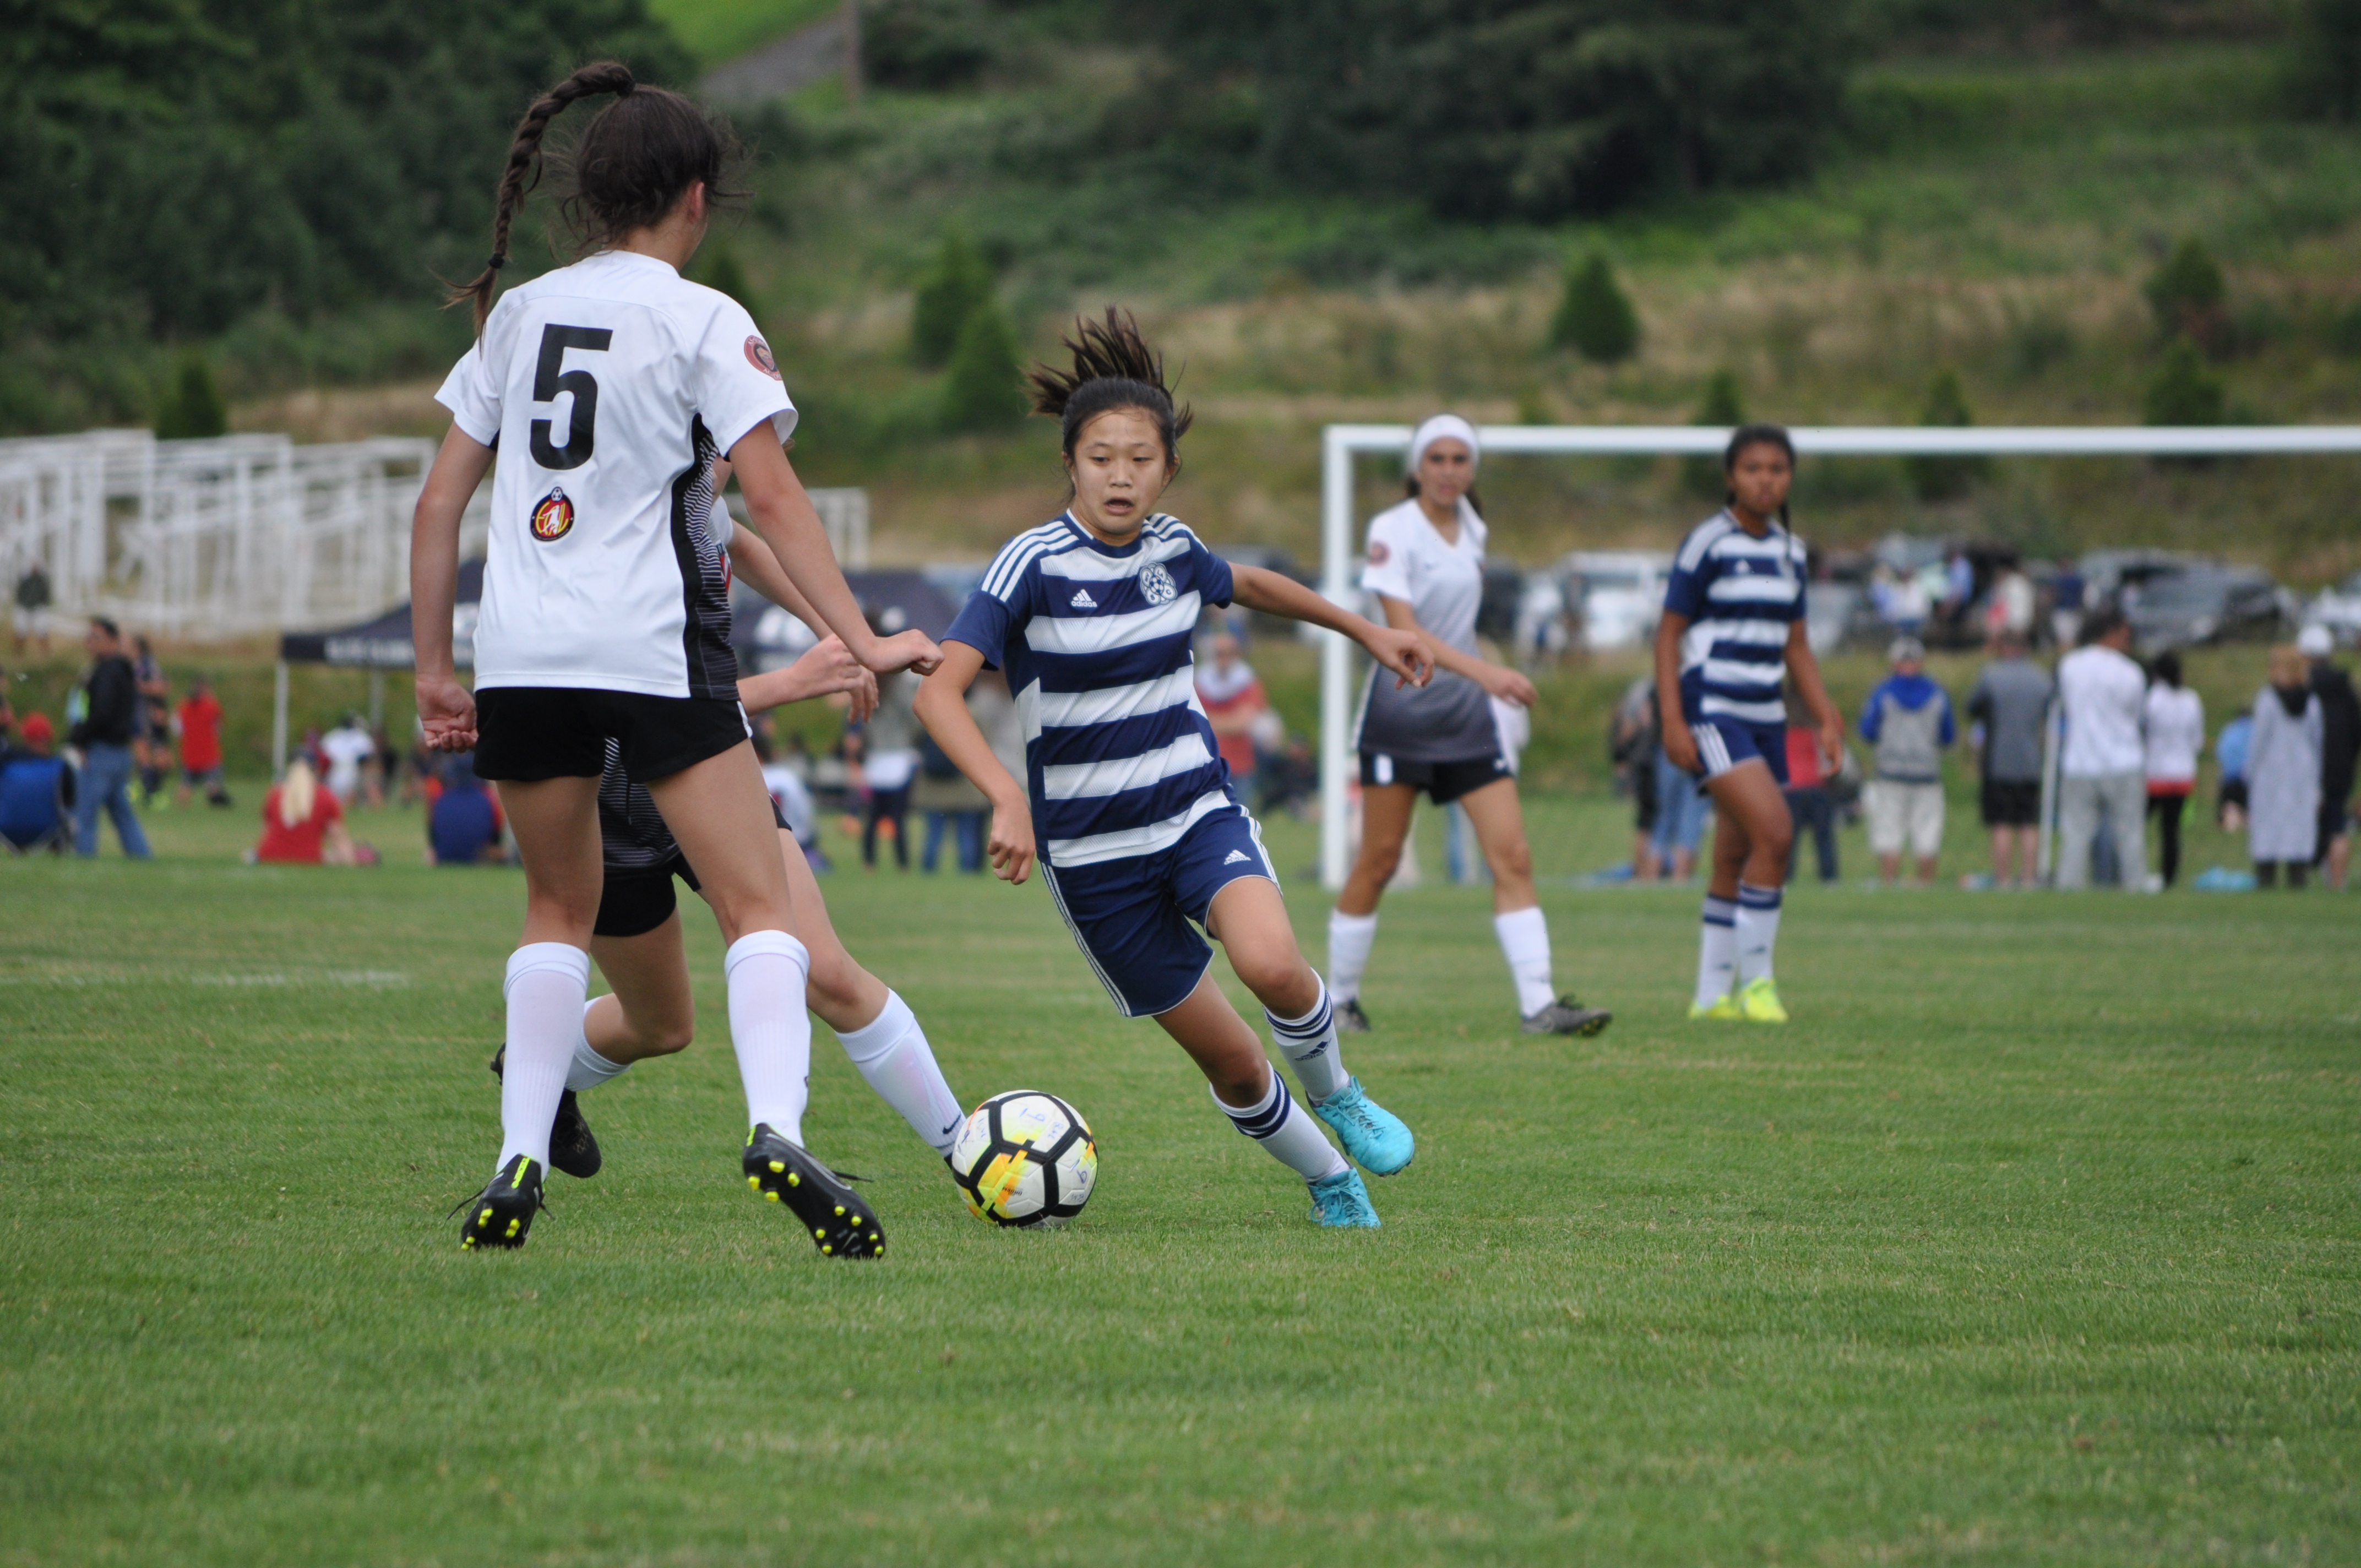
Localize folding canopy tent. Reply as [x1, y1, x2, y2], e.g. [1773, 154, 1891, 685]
[271, 560, 482, 775]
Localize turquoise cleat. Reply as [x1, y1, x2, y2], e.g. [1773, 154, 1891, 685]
[1310, 1076, 1415, 1176]
[1307, 1167, 1382, 1228]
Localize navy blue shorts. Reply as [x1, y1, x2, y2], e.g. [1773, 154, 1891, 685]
[1038, 803, 1279, 1018]
[1688, 717, 1789, 788]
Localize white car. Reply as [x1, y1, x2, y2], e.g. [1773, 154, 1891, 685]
[1559, 551, 1672, 651]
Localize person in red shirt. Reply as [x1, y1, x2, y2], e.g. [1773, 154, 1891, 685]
[1783, 719, 1840, 884]
[254, 756, 358, 865]
[1194, 630, 1268, 790]
[175, 676, 231, 807]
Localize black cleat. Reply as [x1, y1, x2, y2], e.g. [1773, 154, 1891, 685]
[489, 1047, 602, 1179]
[1522, 995, 1614, 1037]
[457, 1155, 545, 1250]
[1335, 998, 1373, 1033]
[743, 1124, 885, 1259]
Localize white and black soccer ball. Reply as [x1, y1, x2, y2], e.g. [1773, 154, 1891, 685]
[949, 1090, 1097, 1227]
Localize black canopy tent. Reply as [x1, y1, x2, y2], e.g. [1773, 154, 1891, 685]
[271, 561, 482, 775]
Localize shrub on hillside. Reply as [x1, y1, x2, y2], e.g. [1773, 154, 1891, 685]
[2288, 0, 2361, 121]
[2145, 339, 2224, 427]
[1684, 369, 1747, 498]
[912, 231, 993, 368]
[155, 353, 227, 440]
[942, 302, 1027, 433]
[864, 0, 994, 91]
[695, 244, 758, 315]
[1907, 368, 1988, 502]
[1549, 253, 1640, 363]
[2144, 237, 2229, 353]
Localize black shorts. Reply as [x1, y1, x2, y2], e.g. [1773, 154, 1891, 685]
[1359, 749, 1512, 805]
[592, 794, 786, 940]
[1981, 777, 2041, 828]
[474, 687, 749, 785]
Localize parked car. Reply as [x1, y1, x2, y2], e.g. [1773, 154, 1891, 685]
[1556, 550, 1672, 651]
[2078, 548, 2201, 612]
[2121, 565, 2291, 652]
[2304, 571, 2361, 647]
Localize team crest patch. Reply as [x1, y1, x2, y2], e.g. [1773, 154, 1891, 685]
[1367, 541, 1390, 565]
[1140, 561, 1177, 605]
[529, 486, 575, 542]
[744, 336, 781, 380]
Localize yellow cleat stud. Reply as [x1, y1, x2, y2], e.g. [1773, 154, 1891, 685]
[766, 1191, 781, 1203]
[769, 1160, 785, 1173]
[787, 1173, 800, 1186]
[834, 1205, 846, 1216]
[813, 1227, 825, 1239]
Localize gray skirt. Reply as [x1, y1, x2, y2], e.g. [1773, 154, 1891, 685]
[1356, 662, 1497, 763]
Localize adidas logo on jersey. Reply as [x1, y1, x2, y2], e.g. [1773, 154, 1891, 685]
[1070, 588, 1097, 608]
[1223, 850, 1250, 865]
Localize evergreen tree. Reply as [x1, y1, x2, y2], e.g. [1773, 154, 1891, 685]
[155, 352, 227, 440]
[2288, 0, 2361, 121]
[2145, 339, 2224, 427]
[1907, 368, 1987, 502]
[697, 243, 757, 314]
[1684, 369, 1745, 498]
[2144, 237, 2228, 353]
[1549, 252, 1640, 363]
[941, 302, 1027, 433]
[911, 231, 993, 368]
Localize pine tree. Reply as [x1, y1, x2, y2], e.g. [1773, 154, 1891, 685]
[155, 351, 226, 440]
[2145, 339, 2224, 427]
[1549, 252, 1640, 363]
[1907, 368, 1988, 502]
[941, 302, 1027, 433]
[697, 243, 758, 315]
[912, 231, 994, 368]
[1683, 369, 1746, 498]
[2144, 237, 2228, 353]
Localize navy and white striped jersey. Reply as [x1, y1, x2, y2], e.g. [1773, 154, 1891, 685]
[1662, 510, 1807, 728]
[943, 513, 1236, 869]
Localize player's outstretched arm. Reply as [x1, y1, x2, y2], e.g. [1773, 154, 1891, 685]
[1655, 609, 1697, 772]
[1230, 565, 1433, 690]
[912, 642, 1035, 885]
[1785, 620, 1846, 773]
[723, 521, 879, 721]
[409, 425, 494, 753]
[728, 433, 941, 678]
[1370, 591, 1538, 707]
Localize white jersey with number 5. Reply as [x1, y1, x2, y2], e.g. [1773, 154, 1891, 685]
[435, 249, 796, 699]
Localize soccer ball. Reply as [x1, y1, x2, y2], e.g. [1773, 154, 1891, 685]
[949, 1090, 1097, 1227]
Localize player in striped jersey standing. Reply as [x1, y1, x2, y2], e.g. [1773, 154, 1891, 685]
[916, 312, 1433, 1228]
[1655, 425, 1845, 1022]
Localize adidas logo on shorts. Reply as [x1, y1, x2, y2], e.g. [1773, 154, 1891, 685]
[1070, 588, 1096, 608]
[1223, 850, 1250, 865]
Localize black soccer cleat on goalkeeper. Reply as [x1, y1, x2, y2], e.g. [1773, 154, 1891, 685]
[488, 1047, 602, 1179]
[1335, 998, 1373, 1033]
[457, 1155, 545, 1251]
[743, 1123, 885, 1259]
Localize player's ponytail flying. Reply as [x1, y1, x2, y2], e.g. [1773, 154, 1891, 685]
[447, 60, 744, 333]
[1026, 308, 1193, 466]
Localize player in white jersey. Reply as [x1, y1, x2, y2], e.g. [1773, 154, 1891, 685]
[1326, 413, 1612, 1039]
[916, 313, 1433, 1228]
[1655, 426, 1845, 1023]
[410, 62, 939, 1257]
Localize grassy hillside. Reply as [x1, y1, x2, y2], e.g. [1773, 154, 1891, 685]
[648, 0, 836, 66]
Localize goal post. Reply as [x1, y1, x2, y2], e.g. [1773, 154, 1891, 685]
[1315, 421, 2361, 890]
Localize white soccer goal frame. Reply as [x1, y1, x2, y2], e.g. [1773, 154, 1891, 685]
[1315, 422, 2361, 889]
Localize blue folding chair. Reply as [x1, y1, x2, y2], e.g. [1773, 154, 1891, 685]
[0, 756, 74, 853]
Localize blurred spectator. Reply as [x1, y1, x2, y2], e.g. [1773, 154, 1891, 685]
[2142, 651, 2203, 889]
[2215, 711, 2253, 832]
[2248, 645, 2322, 888]
[1985, 565, 2036, 644]
[173, 676, 231, 807]
[426, 754, 505, 866]
[14, 562, 52, 652]
[69, 617, 152, 860]
[915, 727, 985, 873]
[1196, 631, 1267, 791]
[255, 756, 360, 865]
[2050, 562, 2085, 651]
[1859, 636, 1954, 887]
[1783, 721, 1838, 885]
[1872, 562, 1928, 636]
[0, 714, 72, 852]
[320, 713, 376, 806]
[133, 635, 171, 805]
[1651, 733, 1711, 881]
[1940, 548, 1974, 629]
[370, 722, 399, 805]
[2055, 611, 2147, 891]
[859, 670, 919, 870]
[1968, 631, 2051, 890]
[2299, 623, 2359, 891]
[1612, 675, 1661, 879]
[17, 710, 55, 756]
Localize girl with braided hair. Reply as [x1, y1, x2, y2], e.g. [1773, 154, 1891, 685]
[411, 61, 940, 1257]
[913, 310, 1434, 1228]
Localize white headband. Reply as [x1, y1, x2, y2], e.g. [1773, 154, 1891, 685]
[1407, 414, 1479, 476]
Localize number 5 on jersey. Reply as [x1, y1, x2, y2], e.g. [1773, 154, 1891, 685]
[531, 324, 612, 470]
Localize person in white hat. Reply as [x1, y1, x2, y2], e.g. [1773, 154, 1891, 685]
[1325, 413, 1612, 1038]
[2298, 621, 2360, 889]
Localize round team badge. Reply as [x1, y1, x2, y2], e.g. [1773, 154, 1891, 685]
[744, 336, 781, 380]
[1140, 561, 1177, 606]
[1367, 541, 1390, 565]
[530, 486, 575, 542]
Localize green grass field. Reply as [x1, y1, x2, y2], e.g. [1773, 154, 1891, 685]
[4, 794, 2354, 1565]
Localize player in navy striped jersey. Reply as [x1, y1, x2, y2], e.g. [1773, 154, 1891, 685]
[914, 312, 1434, 1228]
[1654, 425, 1845, 1023]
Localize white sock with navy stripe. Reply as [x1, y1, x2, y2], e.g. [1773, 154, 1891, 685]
[1265, 981, 1347, 1103]
[1695, 896, 1737, 1008]
[723, 930, 813, 1144]
[1214, 1072, 1348, 1183]
[1325, 909, 1378, 1004]
[1734, 883, 1783, 986]
[498, 943, 590, 1174]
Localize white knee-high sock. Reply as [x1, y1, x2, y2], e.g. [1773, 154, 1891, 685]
[723, 930, 813, 1144]
[1326, 909, 1378, 1003]
[1735, 883, 1783, 985]
[835, 990, 965, 1155]
[565, 999, 631, 1093]
[1265, 980, 1348, 1102]
[1695, 896, 1737, 1007]
[498, 944, 590, 1172]
[1213, 1074, 1347, 1183]
[1492, 906, 1555, 1016]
